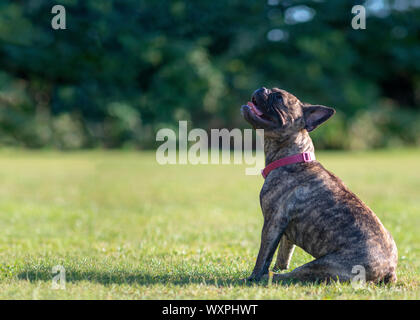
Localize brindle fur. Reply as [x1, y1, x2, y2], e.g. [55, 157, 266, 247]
[241, 87, 398, 283]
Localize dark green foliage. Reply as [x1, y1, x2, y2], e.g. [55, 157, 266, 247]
[0, 0, 418, 149]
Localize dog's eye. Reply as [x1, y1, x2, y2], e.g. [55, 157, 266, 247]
[276, 93, 284, 103]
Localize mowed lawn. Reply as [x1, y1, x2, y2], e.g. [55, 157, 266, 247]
[0, 149, 418, 299]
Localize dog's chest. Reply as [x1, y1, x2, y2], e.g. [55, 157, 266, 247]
[259, 175, 296, 220]
[259, 168, 314, 218]
[259, 169, 343, 258]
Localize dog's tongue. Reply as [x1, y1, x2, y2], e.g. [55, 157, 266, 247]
[247, 101, 263, 116]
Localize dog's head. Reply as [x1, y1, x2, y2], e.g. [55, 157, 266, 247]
[241, 87, 335, 139]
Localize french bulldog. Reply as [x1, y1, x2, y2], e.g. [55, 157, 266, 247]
[241, 87, 397, 283]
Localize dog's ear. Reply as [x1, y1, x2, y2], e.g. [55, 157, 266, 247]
[303, 105, 335, 132]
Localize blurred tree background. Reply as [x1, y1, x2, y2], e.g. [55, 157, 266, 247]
[0, 0, 418, 150]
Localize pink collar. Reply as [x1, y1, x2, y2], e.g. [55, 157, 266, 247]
[261, 152, 316, 179]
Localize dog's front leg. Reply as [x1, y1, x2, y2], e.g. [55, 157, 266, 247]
[273, 235, 295, 271]
[247, 216, 288, 281]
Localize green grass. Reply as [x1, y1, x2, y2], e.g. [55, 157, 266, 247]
[0, 148, 418, 299]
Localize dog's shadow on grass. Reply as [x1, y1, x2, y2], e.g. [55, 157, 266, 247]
[16, 269, 300, 287]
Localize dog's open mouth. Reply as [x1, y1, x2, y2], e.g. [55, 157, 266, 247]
[247, 100, 272, 121]
[242, 99, 275, 128]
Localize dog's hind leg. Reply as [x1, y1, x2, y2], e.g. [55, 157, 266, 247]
[268, 254, 354, 283]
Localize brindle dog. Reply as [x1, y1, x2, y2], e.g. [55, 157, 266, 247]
[241, 87, 398, 283]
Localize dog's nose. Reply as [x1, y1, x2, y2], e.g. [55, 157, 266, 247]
[253, 87, 268, 98]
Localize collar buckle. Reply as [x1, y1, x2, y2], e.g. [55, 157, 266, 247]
[302, 152, 313, 162]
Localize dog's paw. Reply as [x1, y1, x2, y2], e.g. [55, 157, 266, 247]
[272, 265, 288, 272]
[242, 274, 262, 283]
[242, 276, 256, 283]
[260, 274, 269, 281]
[242, 272, 270, 283]
[261, 272, 282, 282]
